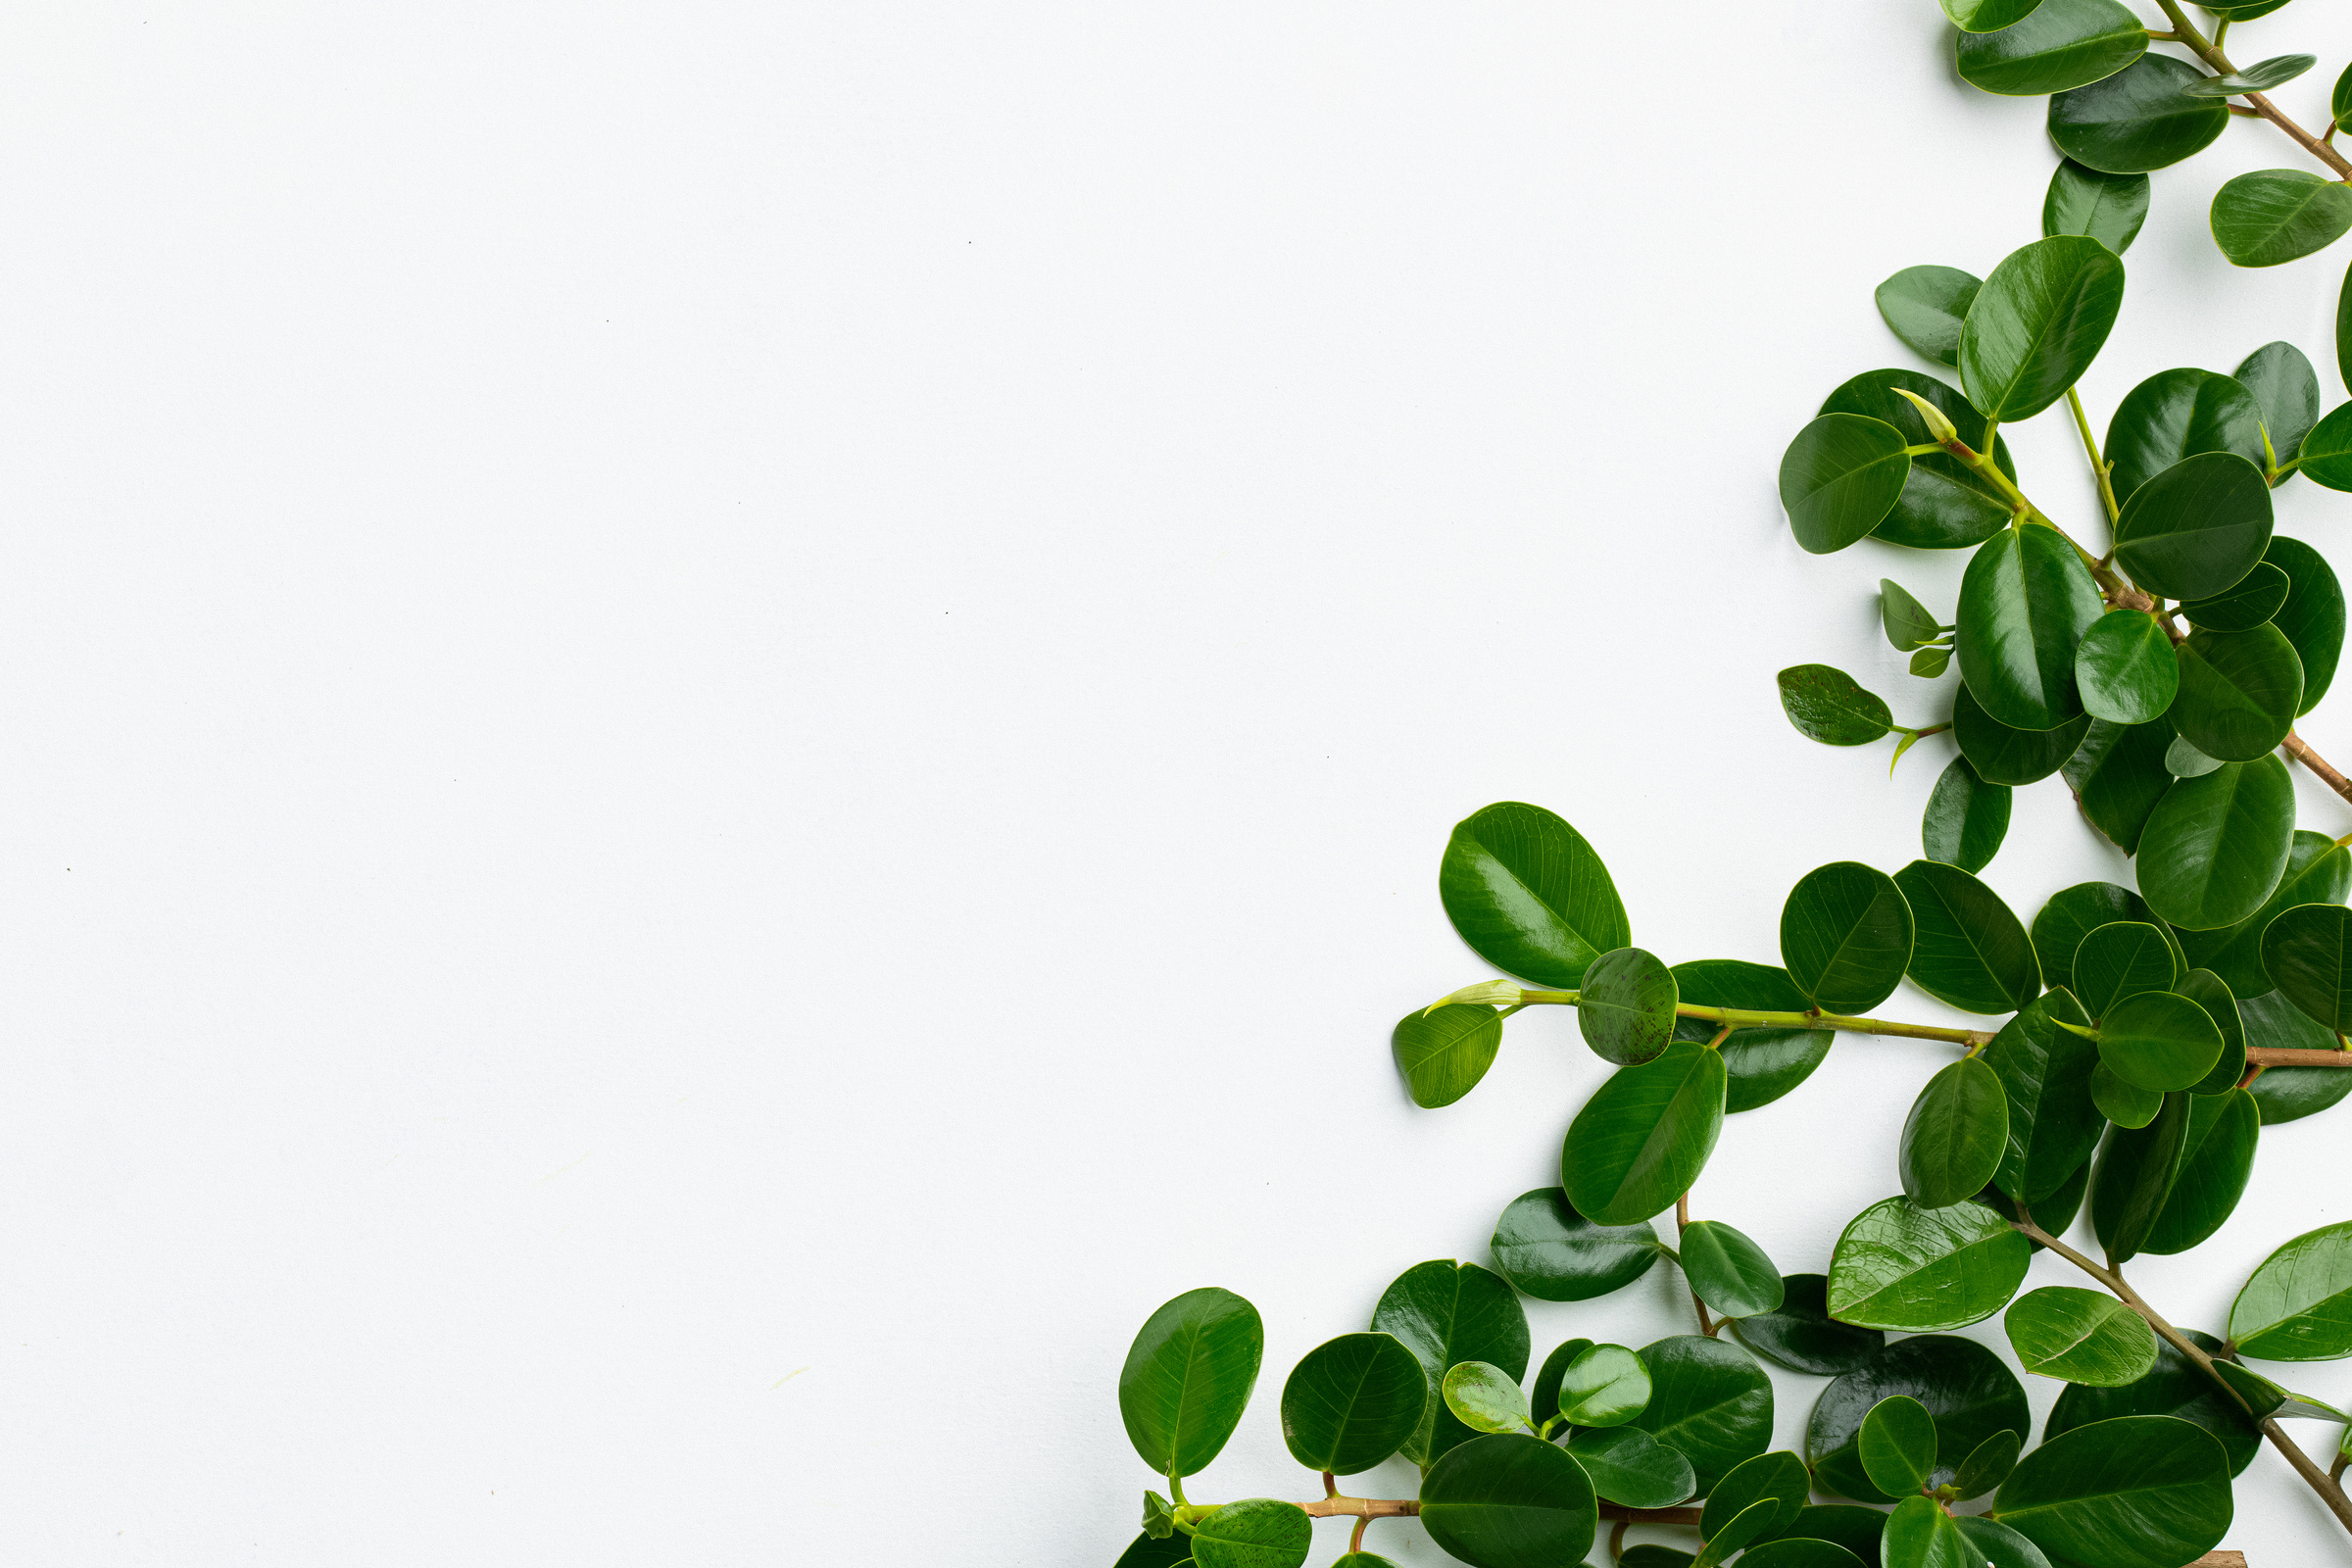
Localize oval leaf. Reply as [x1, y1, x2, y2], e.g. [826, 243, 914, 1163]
[1923, 758, 2010, 873]
[1958, 524, 2103, 729]
[1393, 1003, 1504, 1108]
[1778, 663, 1894, 746]
[1782, 416, 1911, 555]
[1578, 947, 1679, 1066]
[1671, 959, 1837, 1112]
[1992, 1415, 2231, 1568]
[1558, 1343, 1651, 1428]
[1679, 1220, 1785, 1320]
[2171, 623, 2303, 761]
[1700, 1449, 1810, 1544]
[2213, 169, 2352, 268]
[1893, 858, 2041, 1014]
[2138, 1087, 2260, 1252]
[1490, 1188, 1660, 1303]
[2064, 715, 2175, 851]
[2048, 56, 2228, 173]
[1562, 1041, 1726, 1225]
[1782, 862, 1915, 1013]
[2231, 1220, 2352, 1359]
[1874, 268, 1983, 370]
[1954, 0, 2147, 96]
[1189, 1500, 1311, 1568]
[2075, 610, 2178, 724]
[1732, 1274, 1886, 1377]
[2097, 991, 2224, 1091]
[2004, 1286, 2157, 1385]
[1954, 682, 2088, 785]
[1633, 1336, 1772, 1495]
[1823, 369, 2018, 548]
[1985, 990, 2106, 1203]
[1281, 1334, 1429, 1474]
[1444, 1360, 1532, 1437]
[2175, 829, 2349, 997]
[1858, 1395, 1939, 1496]
[1440, 803, 1630, 989]
[1120, 1288, 1264, 1477]
[2104, 368, 2268, 507]
[1827, 1197, 2031, 1331]
[1417, 1434, 1597, 1568]
[2072, 919, 2178, 1019]
[1901, 1056, 2011, 1208]
[2112, 450, 2274, 601]
[1563, 1425, 1694, 1509]
[2135, 755, 2296, 930]
[1958, 235, 2127, 420]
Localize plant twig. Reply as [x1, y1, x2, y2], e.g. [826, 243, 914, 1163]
[2065, 387, 2121, 526]
[2151, 0, 2352, 177]
[2284, 730, 2352, 808]
[1302, 1494, 1703, 1527]
[1677, 1192, 1718, 1337]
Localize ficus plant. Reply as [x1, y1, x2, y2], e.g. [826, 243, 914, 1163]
[1103, 8, 2352, 1568]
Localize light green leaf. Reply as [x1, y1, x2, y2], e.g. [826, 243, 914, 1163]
[1189, 1499, 1311, 1568]
[1393, 1004, 1504, 1109]
[1875, 269, 1982, 369]
[1827, 1197, 2031, 1330]
[1557, 1343, 1651, 1429]
[2004, 1286, 2157, 1385]
[1444, 1360, 1532, 1436]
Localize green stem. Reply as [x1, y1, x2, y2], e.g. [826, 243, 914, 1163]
[2151, 0, 2352, 178]
[2065, 387, 2120, 527]
[1507, 989, 1996, 1046]
[1934, 432, 2146, 606]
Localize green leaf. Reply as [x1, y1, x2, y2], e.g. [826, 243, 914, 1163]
[1669, 960, 1835, 1112]
[1778, 664, 1894, 747]
[1700, 1450, 1809, 1544]
[2180, 52, 2317, 95]
[2213, 169, 2352, 267]
[1882, 1494, 1971, 1568]
[1563, 1425, 1694, 1509]
[1912, 644, 1954, 677]
[2104, 368, 2268, 506]
[2092, 1061, 2164, 1127]
[1992, 1415, 2232, 1568]
[1325, 1556, 1397, 1568]
[1558, 1343, 1651, 1428]
[1781, 416, 1912, 555]
[2098, 991, 2225, 1090]
[1678, 1221, 1785, 1319]
[1892, 859, 2039, 1014]
[1120, 1288, 1264, 1477]
[1950, 1428, 2022, 1498]
[1733, 1542, 1866, 1568]
[1782, 862, 1915, 1013]
[1143, 1490, 1178, 1539]
[1440, 803, 1630, 989]
[2138, 1088, 2261, 1252]
[2174, 968, 2248, 1094]
[2093, 1091, 2195, 1264]
[2041, 160, 2151, 254]
[1371, 1260, 1530, 1465]
[2180, 561, 2289, 631]
[2208, 1357, 2346, 1421]
[1116, 1529, 1195, 1568]
[1986, 989, 2106, 1202]
[1882, 579, 1944, 651]
[1445, 1360, 1532, 1436]
[2176, 829, 2350, 995]
[1954, 682, 2088, 785]
[2166, 734, 2225, 778]
[1922, 758, 2011, 874]
[1941, 0, 2043, 29]
[1874, 268, 1982, 369]
[2111, 451, 2274, 601]
[1393, 1004, 1504, 1108]
[1953, 0, 2147, 96]
[2004, 1286, 2157, 1385]
[1693, 1499, 1782, 1568]
[1189, 1500, 1310, 1568]
[1958, 235, 2128, 419]
[2072, 920, 2179, 1018]
[1418, 1434, 1596, 1568]
[1821, 370, 2019, 549]
[1808, 1334, 2031, 1502]
[2234, 341, 2322, 480]
[2047, 1327, 2261, 1478]
[1950, 1514, 2052, 1568]
[2171, 624, 2304, 761]
[1490, 1188, 1660, 1303]
[2033, 884, 2159, 995]
[2048, 57, 2228, 173]
[2262, 901, 2352, 1030]
[2231, 1220, 2352, 1359]
[1577, 947, 1679, 1066]
[1858, 1395, 1938, 1496]
[1618, 1551, 1695, 1568]
[1827, 1197, 2031, 1330]
[1280, 1334, 1427, 1474]
[2134, 755, 2297, 930]
[2062, 716, 2175, 851]
[1958, 526, 2104, 730]
[1731, 1273, 1886, 1376]
[2298, 400, 2352, 489]
[1529, 1337, 1592, 1429]
[1632, 1335, 1772, 1494]
[2265, 535, 2344, 710]
[1900, 1057, 2011, 1208]
[2073, 611, 2178, 724]
[1562, 1041, 1726, 1225]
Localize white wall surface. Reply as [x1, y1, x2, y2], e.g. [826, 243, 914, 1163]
[1, 3, 2348, 1563]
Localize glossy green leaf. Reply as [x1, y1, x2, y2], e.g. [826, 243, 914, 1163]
[1280, 1333, 1428, 1474]
[1679, 1221, 1784, 1320]
[2177, 830, 2349, 996]
[1529, 1337, 1592, 1430]
[1941, 0, 2043, 29]
[2235, 341, 2322, 481]
[1142, 1490, 1179, 1539]
[1921, 758, 2009, 874]
[1491, 1189, 1659, 1303]
[1882, 1494, 1971, 1568]
[2213, 169, 2352, 267]
[2231, 1220, 2352, 1358]
[1563, 1425, 1694, 1509]
[1782, 416, 1912, 555]
[1827, 1197, 2031, 1330]
[1954, 683, 2088, 785]
[2171, 623, 2303, 761]
[1953, 0, 2147, 96]
[2111, 451, 2274, 601]
[2094, 1091, 2194, 1264]
[2073, 920, 2179, 1019]
[1808, 1334, 2031, 1502]
[1445, 1360, 1532, 1437]
[2098, 991, 2224, 1090]
[1116, 1529, 1194, 1568]
[1882, 580, 1943, 650]
[1695, 1498, 1783, 1568]
[2298, 400, 2352, 489]
[1778, 664, 1894, 747]
[2263, 901, 2352, 1030]
[1562, 1041, 1726, 1226]
[2181, 52, 2317, 96]
[2166, 733, 2225, 778]
[1632, 1335, 1772, 1494]
[2032, 883, 2158, 993]
[2182, 561, 2289, 631]
[2208, 1356, 2345, 1421]
[1731, 1273, 1886, 1376]
[1441, 804, 1629, 989]
[2141, 1088, 2260, 1252]
[1782, 862, 1915, 1013]
[2048, 57, 2227, 173]
[2047, 1327, 2260, 1478]
[1735, 1541, 1867, 1568]
[2004, 1286, 2157, 1386]
[1951, 1515, 2057, 1568]
[2061, 716, 2175, 851]
[2104, 368, 2268, 505]
[2135, 755, 2296, 930]
[2174, 968, 2248, 1094]
[1121, 1288, 1263, 1478]
[2091, 1061, 2163, 1127]
[1393, 1004, 1505, 1109]
[1950, 1428, 2022, 1498]
[1618, 1551, 1695, 1568]
[1992, 1415, 2231, 1568]
[1899, 1057, 2010, 1210]
[1418, 1435, 1597, 1568]
[1911, 644, 1953, 677]
[1824, 371, 2020, 549]
[1874, 269, 1981, 370]
[1670, 960, 1835, 1113]
[1371, 1260, 1530, 1465]
[1986, 990, 2106, 1202]
[1701, 1449, 1809, 1544]
[1958, 235, 2127, 419]
[1894, 859, 2039, 1015]
[1189, 1500, 1310, 1568]
[2073, 611, 2178, 724]
[1558, 1344, 1651, 1429]
[1958, 525, 2103, 730]
[2265, 535, 2344, 710]
[1857, 1396, 1937, 1496]
[1578, 947, 1679, 1066]
[2041, 159, 2150, 253]
[1780, 1507, 1890, 1565]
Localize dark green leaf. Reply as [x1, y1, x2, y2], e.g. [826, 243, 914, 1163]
[2048, 57, 2228, 173]
[1941, 0, 2043, 29]
[1781, 416, 1912, 555]
[1189, 1500, 1310, 1568]
[2180, 52, 2317, 96]
[1992, 1415, 2231, 1567]
[2298, 400, 2352, 489]
[1120, 1288, 1264, 1477]
[1882, 580, 1944, 650]
[1808, 1334, 2031, 1502]
[1893, 859, 2039, 1014]
[1735, 1541, 1868, 1568]
[2073, 611, 2178, 724]
[1954, 0, 2147, 96]
[2061, 716, 2175, 852]
[2004, 1286, 2157, 1385]
[1901, 1057, 2010, 1208]
[1669, 960, 1834, 1112]
[1881, 1494, 1970, 1568]
[1529, 1337, 1592, 1429]
[1779, 665, 1895, 747]
[2047, 1327, 2260, 1478]
[1922, 758, 2010, 873]
[2176, 830, 2349, 995]
[2231, 1219, 2352, 1358]
[1780, 1507, 1889, 1566]
[1679, 1221, 1785, 1319]
[2181, 561, 2289, 631]
[1619, 1551, 1694, 1568]
[1873, 269, 1981, 370]
[2140, 1087, 2260, 1252]
[1954, 683, 2088, 785]
[1394, 1004, 1504, 1109]
[1700, 1450, 1809, 1544]
[2072, 920, 2179, 1018]
[1445, 1360, 1532, 1436]
[1824, 371, 2020, 549]
[2171, 624, 2303, 761]
[1950, 1428, 2022, 1498]
[1697, 1498, 1785, 1567]
[1441, 803, 1630, 989]
[2103, 368, 2268, 505]
[1986, 990, 2106, 1202]
[2135, 755, 2297, 930]
[1951, 1515, 2057, 1568]
[1632, 1335, 1773, 1494]
[1578, 947, 1679, 1066]
[1563, 1426, 1694, 1509]
[1857, 1395, 1938, 1496]
[1782, 862, 1915, 1013]
[1417, 1435, 1596, 1568]
[2098, 991, 2224, 1090]
[1281, 1333, 1428, 1474]
[2213, 169, 2352, 267]
[1958, 525, 2103, 730]
[2092, 1061, 2164, 1126]
[1959, 235, 2128, 419]
[1827, 1197, 2031, 1330]
[1557, 1344, 1650, 1428]
[1732, 1274, 1886, 1376]
[2234, 341, 2322, 480]
[2174, 968, 2248, 1094]
[1115, 1530, 1195, 1568]
[2031, 883, 2158, 994]
[2264, 535, 2344, 710]
[2262, 901, 2352, 1030]
[1562, 1041, 1726, 1226]
[1491, 1188, 1660, 1303]
[1371, 1260, 1531, 1465]
[2207, 1357, 2346, 1422]
[2111, 451, 2274, 601]
[2092, 1091, 2194, 1263]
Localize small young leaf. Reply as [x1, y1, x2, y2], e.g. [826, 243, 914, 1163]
[1910, 645, 1952, 677]
[2234, 341, 2322, 481]
[1949, 1428, 2022, 1498]
[1778, 664, 1894, 747]
[2164, 733, 2224, 778]
[1443, 1360, 1532, 1436]
[1678, 1220, 1785, 1320]
[1578, 947, 1680, 1066]
[1392, 1004, 1504, 1109]
[1558, 1343, 1652, 1428]
[1922, 758, 2009, 873]
[2179, 53, 2317, 96]
[1875, 267, 1981, 368]
[1882, 579, 1944, 651]
[1857, 1395, 1938, 1496]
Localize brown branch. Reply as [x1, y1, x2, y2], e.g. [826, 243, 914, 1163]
[2248, 1047, 2352, 1068]
[1303, 1494, 1703, 1527]
[1677, 1192, 1718, 1338]
[2283, 730, 2352, 808]
[2152, 0, 2352, 178]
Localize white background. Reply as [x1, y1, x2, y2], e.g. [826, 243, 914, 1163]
[2, 3, 2350, 1564]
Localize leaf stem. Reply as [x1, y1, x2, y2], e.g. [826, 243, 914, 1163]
[1932, 430, 2142, 604]
[2152, 0, 2352, 178]
[2064, 387, 2121, 526]
[1301, 1494, 1702, 1527]
[1677, 1192, 1719, 1338]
